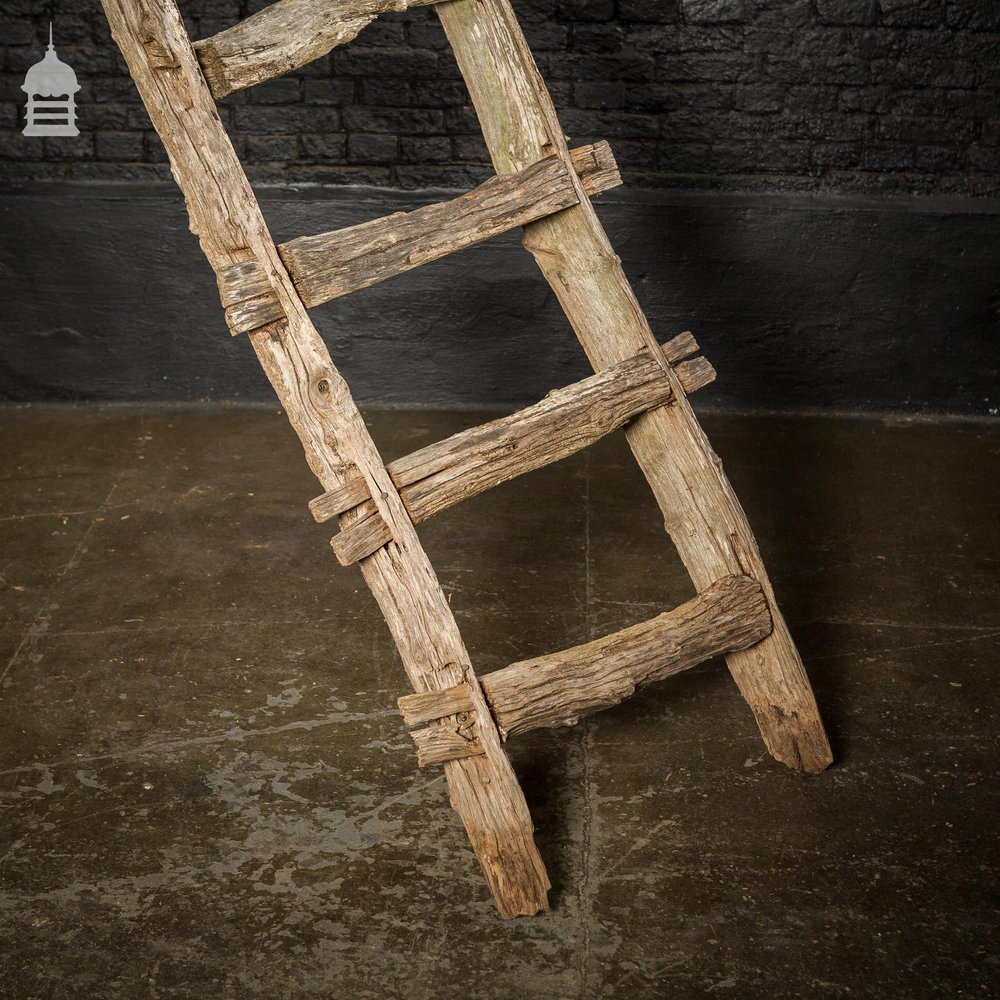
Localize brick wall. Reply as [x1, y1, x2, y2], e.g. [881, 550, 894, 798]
[1, 0, 999, 195]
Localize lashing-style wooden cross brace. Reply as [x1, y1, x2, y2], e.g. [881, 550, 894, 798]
[399, 575, 773, 766]
[102, 0, 832, 920]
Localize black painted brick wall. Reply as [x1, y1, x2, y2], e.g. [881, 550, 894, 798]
[1, 0, 998, 195]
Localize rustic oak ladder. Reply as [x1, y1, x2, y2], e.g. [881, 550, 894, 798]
[102, 0, 833, 919]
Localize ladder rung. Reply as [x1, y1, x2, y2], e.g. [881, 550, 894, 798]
[219, 144, 619, 335]
[322, 334, 714, 565]
[401, 575, 771, 763]
[194, 0, 444, 100]
[315, 330, 700, 523]
[487, 574, 772, 739]
[278, 143, 621, 309]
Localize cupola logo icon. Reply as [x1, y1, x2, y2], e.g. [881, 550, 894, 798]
[22, 24, 80, 137]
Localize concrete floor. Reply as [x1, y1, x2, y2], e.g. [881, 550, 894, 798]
[0, 405, 996, 999]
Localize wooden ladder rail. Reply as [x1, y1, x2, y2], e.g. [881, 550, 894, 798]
[102, 0, 549, 920]
[437, 0, 833, 775]
[100, 0, 833, 921]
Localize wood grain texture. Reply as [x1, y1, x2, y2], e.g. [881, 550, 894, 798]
[278, 142, 621, 308]
[398, 682, 475, 727]
[391, 337, 712, 525]
[307, 468, 369, 521]
[567, 139, 621, 196]
[309, 331, 715, 524]
[194, 0, 442, 100]
[410, 714, 485, 767]
[482, 575, 772, 740]
[331, 508, 393, 566]
[323, 335, 716, 565]
[104, 0, 549, 919]
[311, 474, 370, 523]
[437, 0, 832, 773]
[215, 258, 285, 335]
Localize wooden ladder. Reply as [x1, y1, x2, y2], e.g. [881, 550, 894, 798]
[102, 0, 832, 919]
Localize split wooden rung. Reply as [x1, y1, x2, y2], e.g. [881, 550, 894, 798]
[316, 332, 716, 566]
[195, 0, 447, 100]
[216, 142, 620, 334]
[400, 575, 772, 766]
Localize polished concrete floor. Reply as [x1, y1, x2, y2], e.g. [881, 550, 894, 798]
[0, 405, 996, 999]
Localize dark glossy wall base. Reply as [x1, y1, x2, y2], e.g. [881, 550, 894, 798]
[1, 184, 997, 415]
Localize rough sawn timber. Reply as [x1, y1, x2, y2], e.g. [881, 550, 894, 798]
[279, 142, 620, 308]
[321, 337, 716, 566]
[398, 683, 475, 727]
[437, 0, 832, 773]
[217, 142, 619, 333]
[312, 330, 701, 523]
[103, 0, 550, 919]
[482, 575, 772, 740]
[194, 0, 443, 100]
[410, 716, 484, 767]
[377, 345, 714, 525]
[397, 575, 772, 762]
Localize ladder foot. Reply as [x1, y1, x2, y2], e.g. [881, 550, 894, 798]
[456, 812, 552, 919]
[728, 630, 833, 774]
[759, 712, 834, 775]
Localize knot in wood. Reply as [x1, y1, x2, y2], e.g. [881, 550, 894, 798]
[311, 374, 337, 407]
[141, 37, 179, 69]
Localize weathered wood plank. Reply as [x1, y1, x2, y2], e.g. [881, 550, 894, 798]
[324, 335, 715, 564]
[483, 575, 772, 740]
[104, 0, 550, 919]
[398, 682, 475, 727]
[219, 142, 619, 332]
[394, 338, 715, 524]
[307, 470, 370, 521]
[280, 156, 574, 307]
[568, 139, 621, 196]
[194, 0, 443, 100]
[311, 476, 369, 523]
[437, 0, 832, 773]
[655, 329, 697, 364]
[309, 331, 715, 532]
[278, 142, 621, 309]
[216, 258, 270, 306]
[216, 258, 285, 335]
[672, 356, 715, 393]
[330, 508, 393, 566]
